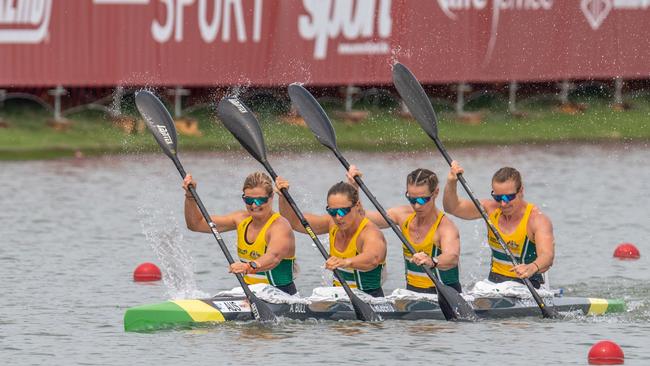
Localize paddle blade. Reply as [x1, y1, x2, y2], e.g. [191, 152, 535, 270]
[351, 296, 382, 322]
[392, 63, 439, 140]
[216, 97, 268, 164]
[135, 91, 178, 159]
[288, 84, 338, 151]
[436, 283, 477, 321]
[249, 294, 278, 322]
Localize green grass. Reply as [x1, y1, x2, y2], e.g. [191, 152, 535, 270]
[1, 97, 649, 160]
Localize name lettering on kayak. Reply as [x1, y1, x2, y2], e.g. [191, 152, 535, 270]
[156, 125, 173, 145]
[213, 300, 250, 313]
[290, 303, 306, 313]
[371, 303, 395, 312]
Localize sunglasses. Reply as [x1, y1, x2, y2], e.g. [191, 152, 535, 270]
[405, 192, 433, 206]
[325, 206, 353, 217]
[242, 194, 270, 206]
[491, 191, 518, 203]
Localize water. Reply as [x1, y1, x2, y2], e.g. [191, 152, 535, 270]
[1, 142, 649, 365]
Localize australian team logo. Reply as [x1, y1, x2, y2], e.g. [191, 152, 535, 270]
[506, 240, 519, 251]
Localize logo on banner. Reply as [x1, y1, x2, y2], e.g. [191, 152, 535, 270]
[435, 0, 554, 63]
[581, 0, 650, 30]
[0, 0, 53, 44]
[298, 0, 393, 60]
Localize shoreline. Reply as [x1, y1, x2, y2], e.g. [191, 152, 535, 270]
[1, 102, 649, 161]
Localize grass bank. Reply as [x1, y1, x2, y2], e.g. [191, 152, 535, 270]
[1, 96, 649, 160]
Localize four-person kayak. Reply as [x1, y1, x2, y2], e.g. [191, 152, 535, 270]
[124, 293, 625, 332]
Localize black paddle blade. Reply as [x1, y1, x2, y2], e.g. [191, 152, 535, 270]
[436, 284, 477, 321]
[216, 97, 268, 164]
[135, 91, 178, 159]
[352, 296, 382, 322]
[392, 63, 439, 140]
[249, 294, 278, 322]
[288, 84, 338, 151]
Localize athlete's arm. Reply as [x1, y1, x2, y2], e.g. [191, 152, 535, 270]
[183, 173, 241, 232]
[275, 176, 331, 235]
[410, 217, 460, 269]
[252, 218, 296, 273]
[512, 210, 555, 278]
[530, 211, 554, 273]
[363, 206, 408, 229]
[442, 161, 485, 220]
[326, 228, 387, 272]
[434, 217, 460, 270]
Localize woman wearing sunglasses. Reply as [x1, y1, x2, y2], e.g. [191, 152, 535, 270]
[443, 161, 555, 289]
[182, 171, 298, 295]
[275, 178, 387, 298]
[346, 166, 462, 294]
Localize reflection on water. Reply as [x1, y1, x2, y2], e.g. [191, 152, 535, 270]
[1, 143, 649, 365]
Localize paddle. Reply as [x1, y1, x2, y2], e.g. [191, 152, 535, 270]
[215, 96, 382, 322]
[134, 90, 277, 322]
[288, 84, 476, 321]
[391, 63, 557, 319]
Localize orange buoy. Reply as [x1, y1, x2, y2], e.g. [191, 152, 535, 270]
[588, 340, 624, 365]
[133, 262, 162, 282]
[613, 243, 640, 260]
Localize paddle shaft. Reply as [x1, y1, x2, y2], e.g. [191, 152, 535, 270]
[262, 163, 370, 301]
[431, 136, 554, 318]
[171, 156, 257, 300]
[332, 151, 451, 290]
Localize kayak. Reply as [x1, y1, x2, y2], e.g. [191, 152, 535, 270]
[123, 294, 625, 332]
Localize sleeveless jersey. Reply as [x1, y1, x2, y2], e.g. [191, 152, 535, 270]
[329, 217, 385, 291]
[487, 203, 541, 281]
[401, 211, 460, 289]
[237, 213, 295, 286]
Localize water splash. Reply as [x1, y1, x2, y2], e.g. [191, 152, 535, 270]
[138, 205, 209, 299]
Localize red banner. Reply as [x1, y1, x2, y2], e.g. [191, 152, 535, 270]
[2, 0, 650, 87]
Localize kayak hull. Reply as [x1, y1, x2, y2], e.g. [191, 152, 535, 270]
[124, 295, 626, 332]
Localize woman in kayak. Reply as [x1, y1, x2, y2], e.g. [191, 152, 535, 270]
[275, 178, 387, 298]
[347, 166, 462, 294]
[183, 171, 298, 295]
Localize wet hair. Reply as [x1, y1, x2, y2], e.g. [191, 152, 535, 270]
[242, 171, 273, 196]
[492, 167, 522, 191]
[406, 168, 438, 193]
[327, 181, 359, 205]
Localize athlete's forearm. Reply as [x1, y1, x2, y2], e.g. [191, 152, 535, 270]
[184, 197, 207, 231]
[348, 252, 382, 271]
[253, 252, 282, 273]
[435, 252, 459, 270]
[533, 252, 554, 273]
[278, 195, 305, 233]
[442, 180, 461, 214]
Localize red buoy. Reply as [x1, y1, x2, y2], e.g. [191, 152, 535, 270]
[588, 340, 624, 365]
[613, 243, 640, 259]
[133, 262, 162, 282]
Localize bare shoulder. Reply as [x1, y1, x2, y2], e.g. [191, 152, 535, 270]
[438, 214, 459, 233]
[389, 205, 414, 223]
[269, 214, 294, 234]
[482, 199, 499, 214]
[530, 205, 553, 231]
[231, 210, 250, 225]
[361, 220, 386, 242]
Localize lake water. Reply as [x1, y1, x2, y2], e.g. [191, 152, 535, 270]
[1, 142, 648, 365]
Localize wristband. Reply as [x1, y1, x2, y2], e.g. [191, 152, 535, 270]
[532, 262, 540, 273]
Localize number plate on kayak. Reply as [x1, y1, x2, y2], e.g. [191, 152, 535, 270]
[212, 300, 250, 313]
